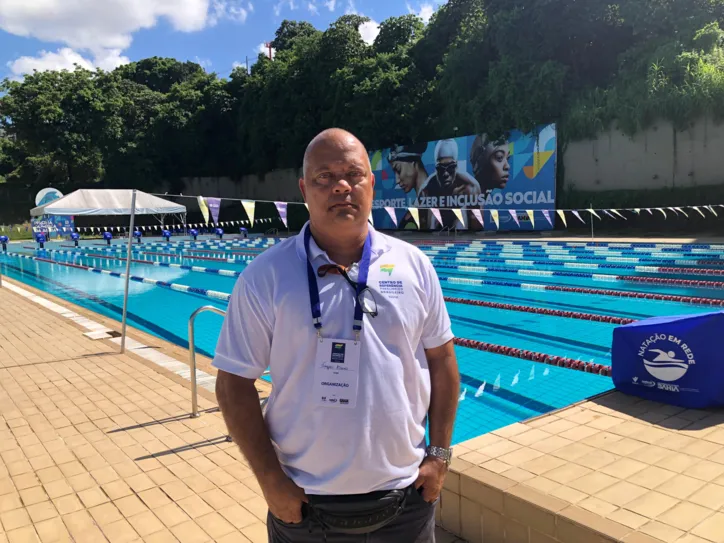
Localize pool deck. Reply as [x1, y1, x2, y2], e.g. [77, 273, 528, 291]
[3, 272, 724, 543]
[0, 280, 463, 543]
[441, 394, 724, 543]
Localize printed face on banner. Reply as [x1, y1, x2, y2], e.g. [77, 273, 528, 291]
[369, 124, 557, 231]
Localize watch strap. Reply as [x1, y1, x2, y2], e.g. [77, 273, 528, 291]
[425, 445, 452, 465]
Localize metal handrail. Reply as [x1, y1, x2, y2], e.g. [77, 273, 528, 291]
[189, 305, 227, 417]
[435, 225, 453, 237]
[188, 304, 271, 419]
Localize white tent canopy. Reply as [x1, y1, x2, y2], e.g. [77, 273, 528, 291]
[31, 189, 185, 217]
[29, 188, 186, 354]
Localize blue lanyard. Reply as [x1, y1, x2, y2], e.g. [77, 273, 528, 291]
[304, 226, 372, 338]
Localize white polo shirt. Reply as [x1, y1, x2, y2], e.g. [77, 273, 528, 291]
[212, 223, 453, 495]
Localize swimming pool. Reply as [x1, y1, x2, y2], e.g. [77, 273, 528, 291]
[2, 235, 723, 444]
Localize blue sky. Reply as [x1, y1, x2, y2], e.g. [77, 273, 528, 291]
[0, 0, 437, 81]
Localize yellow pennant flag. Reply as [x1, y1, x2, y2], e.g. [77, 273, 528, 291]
[408, 207, 420, 229]
[197, 196, 210, 224]
[633, 208, 641, 214]
[692, 206, 706, 218]
[452, 209, 464, 226]
[556, 210, 567, 227]
[526, 210, 535, 228]
[706, 205, 718, 217]
[675, 207, 688, 217]
[657, 208, 667, 219]
[490, 209, 499, 229]
[611, 209, 627, 220]
[587, 208, 601, 220]
[304, 203, 309, 212]
[241, 200, 256, 226]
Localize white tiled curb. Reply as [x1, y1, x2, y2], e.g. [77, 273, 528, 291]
[2, 281, 217, 393]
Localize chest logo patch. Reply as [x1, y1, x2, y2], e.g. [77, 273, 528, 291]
[380, 264, 395, 276]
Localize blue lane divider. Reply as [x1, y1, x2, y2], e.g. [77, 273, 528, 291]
[422, 246, 723, 260]
[420, 239, 724, 250]
[31, 248, 244, 278]
[433, 262, 724, 289]
[5, 252, 231, 302]
[423, 250, 723, 267]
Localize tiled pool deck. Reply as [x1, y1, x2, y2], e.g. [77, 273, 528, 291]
[2, 276, 724, 542]
[442, 397, 724, 543]
[0, 280, 463, 543]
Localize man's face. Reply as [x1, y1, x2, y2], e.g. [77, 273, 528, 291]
[300, 135, 374, 231]
[392, 160, 417, 193]
[436, 157, 457, 188]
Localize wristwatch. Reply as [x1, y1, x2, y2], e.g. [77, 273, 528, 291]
[425, 445, 453, 466]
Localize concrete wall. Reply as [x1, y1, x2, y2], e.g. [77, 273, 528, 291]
[163, 115, 724, 200]
[564, 116, 724, 192]
[160, 168, 303, 203]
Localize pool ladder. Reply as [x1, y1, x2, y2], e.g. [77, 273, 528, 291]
[188, 305, 270, 441]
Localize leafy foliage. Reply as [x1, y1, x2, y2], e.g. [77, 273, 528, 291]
[1, 0, 724, 206]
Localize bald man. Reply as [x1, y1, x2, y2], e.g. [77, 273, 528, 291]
[214, 129, 459, 542]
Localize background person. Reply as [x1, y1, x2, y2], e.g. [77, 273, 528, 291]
[387, 143, 430, 230]
[418, 139, 481, 200]
[470, 134, 511, 194]
[214, 128, 460, 543]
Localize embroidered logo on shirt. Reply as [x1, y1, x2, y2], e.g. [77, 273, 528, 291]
[380, 264, 395, 276]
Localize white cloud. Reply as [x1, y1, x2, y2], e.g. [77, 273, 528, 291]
[358, 20, 379, 45]
[406, 2, 435, 24]
[194, 56, 213, 69]
[257, 42, 276, 59]
[209, 0, 249, 25]
[6, 47, 131, 78]
[307, 2, 319, 13]
[324, 0, 336, 10]
[1, 0, 246, 78]
[344, 0, 358, 14]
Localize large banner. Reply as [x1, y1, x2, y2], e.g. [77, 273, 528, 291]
[369, 124, 557, 230]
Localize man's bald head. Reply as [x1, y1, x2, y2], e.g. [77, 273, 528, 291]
[302, 128, 370, 180]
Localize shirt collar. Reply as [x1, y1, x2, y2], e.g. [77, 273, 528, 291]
[295, 221, 390, 264]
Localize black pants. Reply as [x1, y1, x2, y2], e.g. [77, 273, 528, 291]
[267, 489, 436, 543]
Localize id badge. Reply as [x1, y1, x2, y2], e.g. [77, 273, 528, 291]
[312, 338, 361, 408]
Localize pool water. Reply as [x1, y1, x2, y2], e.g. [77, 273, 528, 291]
[2, 236, 723, 444]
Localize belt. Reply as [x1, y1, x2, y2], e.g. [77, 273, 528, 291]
[306, 485, 415, 535]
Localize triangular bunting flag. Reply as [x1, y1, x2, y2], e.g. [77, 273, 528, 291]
[526, 210, 535, 228]
[384, 207, 398, 226]
[603, 210, 616, 220]
[490, 210, 499, 229]
[430, 208, 443, 227]
[611, 209, 627, 220]
[471, 209, 483, 226]
[368, 211, 374, 226]
[241, 200, 256, 226]
[556, 210, 567, 227]
[452, 209, 464, 226]
[675, 207, 688, 217]
[706, 205, 718, 217]
[646, 208, 653, 215]
[633, 208, 641, 214]
[508, 210, 520, 227]
[274, 202, 288, 228]
[572, 210, 585, 224]
[542, 210, 552, 227]
[408, 207, 420, 228]
[657, 208, 667, 219]
[198, 196, 210, 224]
[587, 208, 601, 220]
[668, 207, 679, 216]
[304, 203, 309, 212]
[691, 206, 706, 218]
